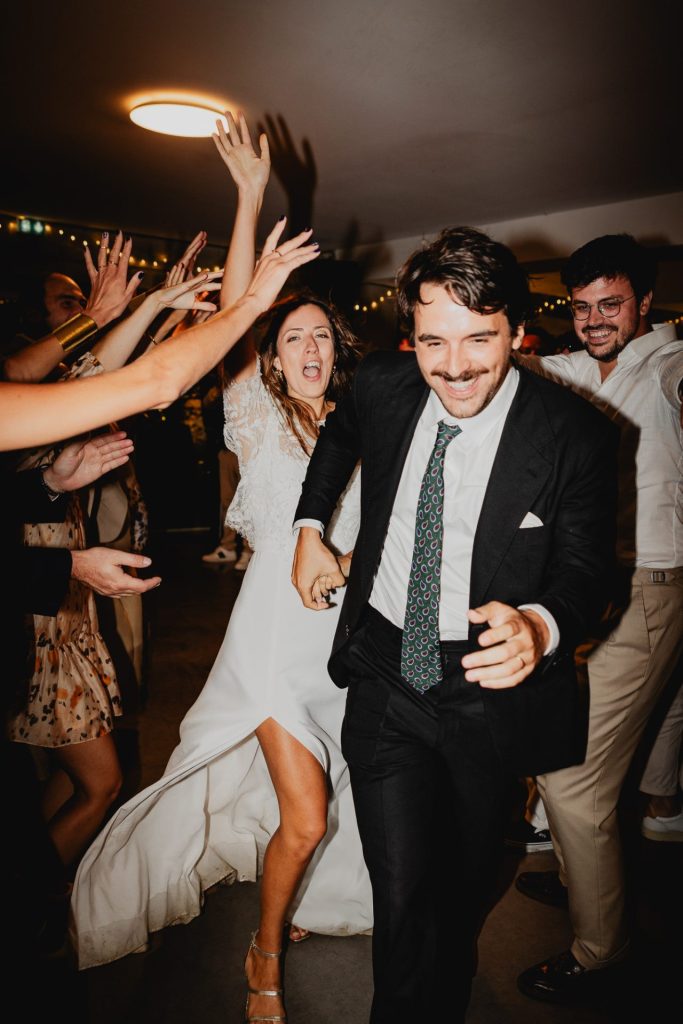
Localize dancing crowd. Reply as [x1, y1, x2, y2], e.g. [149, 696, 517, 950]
[2, 112, 681, 1023]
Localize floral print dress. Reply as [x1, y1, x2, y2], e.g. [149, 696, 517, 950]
[8, 352, 122, 747]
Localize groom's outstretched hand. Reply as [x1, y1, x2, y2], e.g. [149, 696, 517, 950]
[461, 601, 549, 689]
[292, 527, 346, 609]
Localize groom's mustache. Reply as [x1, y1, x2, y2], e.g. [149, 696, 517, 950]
[431, 369, 488, 384]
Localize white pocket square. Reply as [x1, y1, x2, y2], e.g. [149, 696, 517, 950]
[519, 511, 544, 529]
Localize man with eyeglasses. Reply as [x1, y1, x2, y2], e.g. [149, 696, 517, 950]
[515, 233, 683, 1004]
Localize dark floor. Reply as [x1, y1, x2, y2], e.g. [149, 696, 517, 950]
[46, 534, 680, 1022]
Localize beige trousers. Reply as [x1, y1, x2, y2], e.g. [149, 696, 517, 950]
[639, 679, 683, 796]
[537, 567, 683, 970]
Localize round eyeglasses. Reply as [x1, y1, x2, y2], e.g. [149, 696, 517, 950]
[570, 294, 635, 321]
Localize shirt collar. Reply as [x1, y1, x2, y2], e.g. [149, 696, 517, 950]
[424, 364, 519, 443]
[613, 322, 678, 368]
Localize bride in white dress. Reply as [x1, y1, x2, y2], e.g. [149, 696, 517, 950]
[71, 112, 372, 1021]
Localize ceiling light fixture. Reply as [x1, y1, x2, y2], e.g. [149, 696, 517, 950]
[129, 101, 226, 138]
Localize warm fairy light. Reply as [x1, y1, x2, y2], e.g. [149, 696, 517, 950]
[354, 304, 360, 311]
[129, 101, 227, 138]
[70, 234, 76, 241]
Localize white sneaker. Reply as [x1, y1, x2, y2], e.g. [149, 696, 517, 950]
[641, 810, 683, 842]
[202, 546, 237, 564]
[234, 549, 252, 571]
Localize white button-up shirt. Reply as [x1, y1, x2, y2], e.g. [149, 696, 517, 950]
[532, 324, 683, 569]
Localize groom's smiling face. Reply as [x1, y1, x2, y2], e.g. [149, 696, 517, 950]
[413, 283, 524, 419]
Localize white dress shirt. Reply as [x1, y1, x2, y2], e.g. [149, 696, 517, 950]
[532, 324, 683, 569]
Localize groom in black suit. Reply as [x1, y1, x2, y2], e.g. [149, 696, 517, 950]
[292, 227, 618, 1022]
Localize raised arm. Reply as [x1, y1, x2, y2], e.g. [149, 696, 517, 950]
[91, 271, 222, 371]
[213, 110, 271, 310]
[0, 222, 318, 451]
[2, 231, 142, 383]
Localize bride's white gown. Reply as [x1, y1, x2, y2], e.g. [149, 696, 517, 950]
[71, 374, 372, 969]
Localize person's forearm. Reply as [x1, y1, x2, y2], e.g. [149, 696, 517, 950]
[220, 189, 265, 310]
[2, 335, 66, 382]
[91, 292, 161, 371]
[0, 292, 263, 450]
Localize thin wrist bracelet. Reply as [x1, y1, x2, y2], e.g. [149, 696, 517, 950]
[53, 312, 99, 354]
[37, 463, 63, 500]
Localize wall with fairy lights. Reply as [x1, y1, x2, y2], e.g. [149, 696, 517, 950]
[0, 213, 227, 286]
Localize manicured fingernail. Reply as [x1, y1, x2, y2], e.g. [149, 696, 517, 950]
[102, 231, 108, 237]
[142, 557, 151, 566]
[137, 271, 145, 278]
[304, 226, 312, 232]
[313, 243, 320, 249]
[278, 214, 286, 221]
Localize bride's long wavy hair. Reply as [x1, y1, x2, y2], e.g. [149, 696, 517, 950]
[255, 290, 363, 454]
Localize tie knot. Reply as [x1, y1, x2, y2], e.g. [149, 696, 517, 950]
[435, 420, 462, 449]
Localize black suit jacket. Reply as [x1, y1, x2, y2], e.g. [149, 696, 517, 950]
[295, 351, 619, 775]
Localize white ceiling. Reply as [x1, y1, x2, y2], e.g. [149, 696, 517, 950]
[3, 0, 682, 252]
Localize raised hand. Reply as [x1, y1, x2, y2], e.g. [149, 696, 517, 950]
[43, 431, 134, 493]
[83, 231, 144, 328]
[244, 219, 319, 313]
[165, 230, 207, 287]
[158, 270, 223, 313]
[213, 110, 270, 198]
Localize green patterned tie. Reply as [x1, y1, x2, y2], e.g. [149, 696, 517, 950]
[401, 419, 462, 692]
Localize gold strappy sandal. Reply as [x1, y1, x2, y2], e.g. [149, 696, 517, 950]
[245, 931, 287, 1023]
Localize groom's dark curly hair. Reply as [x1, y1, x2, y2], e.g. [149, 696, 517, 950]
[397, 226, 532, 335]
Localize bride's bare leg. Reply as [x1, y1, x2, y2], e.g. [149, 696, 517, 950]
[246, 717, 327, 1019]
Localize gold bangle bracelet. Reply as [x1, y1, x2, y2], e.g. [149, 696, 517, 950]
[53, 313, 99, 355]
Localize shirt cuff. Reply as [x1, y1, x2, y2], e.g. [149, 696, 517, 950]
[518, 603, 559, 656]
[292, 518, 324, 536]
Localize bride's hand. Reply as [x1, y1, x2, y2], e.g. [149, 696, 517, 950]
[244, 219, 319, 315]
[213, 110, 270, 198]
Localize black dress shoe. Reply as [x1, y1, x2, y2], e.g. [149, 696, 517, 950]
[518, 949, 603, 1003]
[515, 869, 568, 908]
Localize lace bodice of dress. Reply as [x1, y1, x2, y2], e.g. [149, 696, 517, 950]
[223, 373, 360, 555]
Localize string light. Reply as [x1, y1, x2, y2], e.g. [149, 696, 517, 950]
[0, 210, 226, 277]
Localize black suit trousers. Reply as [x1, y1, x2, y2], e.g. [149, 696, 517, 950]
[341, 607, 513, 1024]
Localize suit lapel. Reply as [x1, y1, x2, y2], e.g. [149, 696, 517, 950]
[469, 369, 554, 606]
[364, 357, 429, 563]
